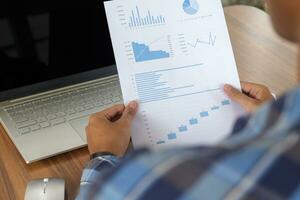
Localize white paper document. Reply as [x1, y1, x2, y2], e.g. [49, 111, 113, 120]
[104, 0, 244, 149]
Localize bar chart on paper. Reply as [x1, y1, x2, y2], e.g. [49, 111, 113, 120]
[134, 63, 221, 103]
[129, 6, 166, 28]
[154, 99, 232, 146]
[115, 5, 166, 29]
[132, 98, 241, 149]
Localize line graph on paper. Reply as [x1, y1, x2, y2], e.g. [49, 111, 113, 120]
[187, 32, 217, 47]
[178, 32, 217, 55]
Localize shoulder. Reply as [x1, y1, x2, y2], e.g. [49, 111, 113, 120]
[94, 87, 300, 200]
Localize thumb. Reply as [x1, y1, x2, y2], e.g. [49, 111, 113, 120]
[224, 84, 255, 110]
[120, 101, 138, 125]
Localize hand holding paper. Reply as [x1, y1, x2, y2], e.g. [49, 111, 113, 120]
[104, 0, 245, 149]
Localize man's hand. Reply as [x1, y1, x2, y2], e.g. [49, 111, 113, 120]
[86, 101, 138, 157]
[224, 82, 274, 113]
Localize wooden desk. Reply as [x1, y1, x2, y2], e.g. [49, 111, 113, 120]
[0, 5, 298, 200]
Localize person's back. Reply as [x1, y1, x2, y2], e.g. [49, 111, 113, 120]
[76, 0, 300, 199]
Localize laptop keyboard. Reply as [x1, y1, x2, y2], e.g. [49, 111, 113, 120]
[4, 78, 123, 136]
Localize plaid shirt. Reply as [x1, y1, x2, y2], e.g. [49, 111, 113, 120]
[76, 86, 300, 200]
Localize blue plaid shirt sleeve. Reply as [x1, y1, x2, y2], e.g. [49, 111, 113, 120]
[76, 87, 300, 200]
[75, 155, 120, 200]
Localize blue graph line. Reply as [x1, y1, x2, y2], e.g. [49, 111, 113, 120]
[136, 83, 167, 89]
[135, 79, 163, 84]
[187, 32, 217, 47]
[156, 99, 232, 145]
[137, 87, 174, 94]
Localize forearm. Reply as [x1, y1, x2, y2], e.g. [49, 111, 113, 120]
[76, 154, 120, 200]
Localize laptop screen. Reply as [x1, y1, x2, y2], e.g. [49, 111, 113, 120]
[0, 0, 115, 96]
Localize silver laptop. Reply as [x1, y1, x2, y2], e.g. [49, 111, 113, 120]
[0, 5, 122, 163]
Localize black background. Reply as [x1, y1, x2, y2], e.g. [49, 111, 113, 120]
[0, 0, 115, 91]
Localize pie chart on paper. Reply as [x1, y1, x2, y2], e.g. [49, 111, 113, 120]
[183, 0, 199, 15]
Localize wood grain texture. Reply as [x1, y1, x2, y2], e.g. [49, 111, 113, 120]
[225, 6, 298, 95]
[0, 5, 298, 200]
[0, 124, 90, 200]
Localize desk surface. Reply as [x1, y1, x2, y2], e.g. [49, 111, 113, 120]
[0, 5, 298, 200]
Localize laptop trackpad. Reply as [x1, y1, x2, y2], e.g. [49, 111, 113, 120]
[69, 116, 90, 142]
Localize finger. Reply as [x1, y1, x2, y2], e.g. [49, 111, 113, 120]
[120, 101, 138, 125]
[224, 84, 256, 110]
[241, 81, 261, 92]
[241, 82, 271, 100]
[93, 104, 125, 121]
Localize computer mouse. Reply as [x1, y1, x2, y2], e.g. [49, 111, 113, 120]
[24, 178, 65, 200]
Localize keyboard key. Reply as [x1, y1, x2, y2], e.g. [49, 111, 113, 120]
[30, 124, 40, 132]
[37, 117, 47, 123]
[104, 93, 113, 98]
[75, 107, 84, 112]
[57, 112, 66, 117]
[19, 127, 31, 135]
[103, 99, 113, 105]
[84, 104, 94, 110]
[112, 92, 121, 97]
[67, 109, 76, 115]
[47, 114, 57, 120]
[94, 101, 104, 107]
[112, 97, 122, 102]
[16, 120, 37, 128]
[14, 117, 29, 123]
[40, 122, 51, 128]
[50, 118, 65, 126]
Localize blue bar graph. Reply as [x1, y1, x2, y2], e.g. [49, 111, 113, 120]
[135, 64, 210, 103]
[157, 140, 166, 144]
[155, 99, 235, 145]
[129, 6, 166, 28]
[189, 118, 198, 125]
[168, 133, 177, 140]
[200, 111, 209, 117]
[132, 41, 170, 62]
[211, 106, 220, 110]
[179, 125, 188, 132]
[222, 99, 231, 106]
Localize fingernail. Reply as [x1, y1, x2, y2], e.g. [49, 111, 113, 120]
[129, 101, 138, 109]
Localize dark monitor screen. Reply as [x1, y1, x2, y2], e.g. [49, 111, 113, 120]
[0, 0, 115, 98]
